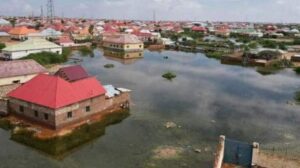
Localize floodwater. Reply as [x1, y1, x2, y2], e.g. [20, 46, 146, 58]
[1, 49, 300, 168]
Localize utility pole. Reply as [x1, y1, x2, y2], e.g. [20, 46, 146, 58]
[47, 0, 55, 23]
[153, 10, 156, 23]
[40, 6, 44, 19]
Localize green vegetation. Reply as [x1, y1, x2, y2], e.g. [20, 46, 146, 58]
[0, 119, 13, 130]
[11, 110, 129, 157]
[257, 50, 281, 60]
[205, 51, 225, 59]
[256, 59, 293, 75]
[162, 72, 177, 81]
[78, 46, 93, 56]
[22, 48, 71, 65]
[294, 91, 300, 103]
[0, 43, 6, 50]
[294, 67, 300, 74]
[104, 64, 115, 68]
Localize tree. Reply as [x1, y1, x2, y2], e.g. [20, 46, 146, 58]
[0, 43, 6, 50]
[88, 25, 94, 35]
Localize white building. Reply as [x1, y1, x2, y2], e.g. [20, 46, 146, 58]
[2, 38, 62, 60]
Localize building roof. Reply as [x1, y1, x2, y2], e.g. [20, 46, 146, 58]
[0, 60, 47, 79]
[3, 38, 61, 52]
[0, 18, 10, 26]
[8, 74, 106, 109]
[103, 34, 142, 44]
[55, 65, 90, 82]
[8, 26, 36, 35]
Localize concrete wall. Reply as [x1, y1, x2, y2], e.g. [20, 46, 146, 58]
[3, 47, 62, 60]
[103, 42, 144, 52]
[214, 135, 225, 168]
[0, 74, 38, 86]
[9, 98, 56, 128]
[8, 92, 130, 129]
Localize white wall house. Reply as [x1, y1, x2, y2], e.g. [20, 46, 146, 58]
[2, 38, 62, 60]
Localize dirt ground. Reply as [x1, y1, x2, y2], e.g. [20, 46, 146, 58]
[256, 152, 300, 168]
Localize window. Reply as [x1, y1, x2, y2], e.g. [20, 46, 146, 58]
[67, 111, 73, 119]
[19, 106, 24, 113]
[86, 106, 91, 112]
[44, 113, 49, 120]
[34, 111, 39, 117]
[139, 45, 142, 48]
[127, 45, 129, 48]
[12, 80, 20, 84]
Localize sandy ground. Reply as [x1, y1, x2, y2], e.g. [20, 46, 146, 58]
[152, 146, 184, 159]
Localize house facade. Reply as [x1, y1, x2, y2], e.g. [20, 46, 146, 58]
[103, 34, 144, 52]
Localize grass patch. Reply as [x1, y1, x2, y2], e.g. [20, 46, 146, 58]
[11, 110, 129, 157]
[22, 48, 72, 65]
[162, 72, 177, 81]
[104, 64, 115, 68]
[0, 118, 13, 130]
[205, 51, 225, 59]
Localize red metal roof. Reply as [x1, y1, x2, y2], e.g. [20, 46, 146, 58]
[8, 74, 106, 109]
[55, 65, 89, 82]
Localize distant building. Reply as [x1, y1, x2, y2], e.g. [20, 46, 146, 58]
[2, 38, 62, 60]
[103, 34, 144, 52]
[0, 60, 47, 86]
[8, 26, 37, 41]
[55, 35, 75, 47]
[8, 73, 130, 130]
[0, 18, 11, 26]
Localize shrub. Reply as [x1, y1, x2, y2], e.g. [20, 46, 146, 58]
[104, 64, 115, 68]
[294, 91, 300, 103]
[162, 72, 177, 81]
[0, 43, 6, 50]
[294, 67, 300, 74]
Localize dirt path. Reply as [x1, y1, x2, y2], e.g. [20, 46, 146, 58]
[257, 152, 300, 168]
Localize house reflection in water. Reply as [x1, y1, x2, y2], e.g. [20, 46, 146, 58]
[103, 49, 144, 64]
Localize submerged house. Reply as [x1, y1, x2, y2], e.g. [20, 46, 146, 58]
[0, 60, 47, 86]
[103, 34, 144, 52]
[7, 66, 131, 130]
[2, 38, 62, 60]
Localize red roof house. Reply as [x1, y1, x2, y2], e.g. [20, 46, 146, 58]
[8, 74, 106, 109]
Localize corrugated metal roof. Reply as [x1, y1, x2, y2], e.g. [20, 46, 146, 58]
[0, 59, 47, 78]
[8, 74, 106, 109]
[3, 38, 62, 52]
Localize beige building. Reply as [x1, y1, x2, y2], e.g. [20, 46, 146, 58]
[103, 34, 144, 52]
[0, 60, 47, 86]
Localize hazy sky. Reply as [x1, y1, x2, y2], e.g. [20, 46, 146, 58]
[0, 0, 300, 23]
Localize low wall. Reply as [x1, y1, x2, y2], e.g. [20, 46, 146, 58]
[214, 135, 225, 168]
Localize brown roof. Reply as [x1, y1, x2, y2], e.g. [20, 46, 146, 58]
[0, 60, 47, 78]
[103, 34, 142, 44]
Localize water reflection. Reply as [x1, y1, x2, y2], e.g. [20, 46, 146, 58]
[103, 49, 143, 65]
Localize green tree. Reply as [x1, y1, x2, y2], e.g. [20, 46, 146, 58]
[0, 43, 6, 50]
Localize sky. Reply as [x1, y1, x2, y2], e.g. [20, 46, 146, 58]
[0, 0, 300, 23]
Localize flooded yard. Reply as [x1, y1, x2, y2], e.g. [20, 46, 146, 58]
[1, 49, 300, 168]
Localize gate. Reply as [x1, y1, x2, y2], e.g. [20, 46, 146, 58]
[223, 139, 253, 168]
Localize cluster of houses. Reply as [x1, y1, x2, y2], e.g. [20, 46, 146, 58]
[0, 60, 131, 130]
